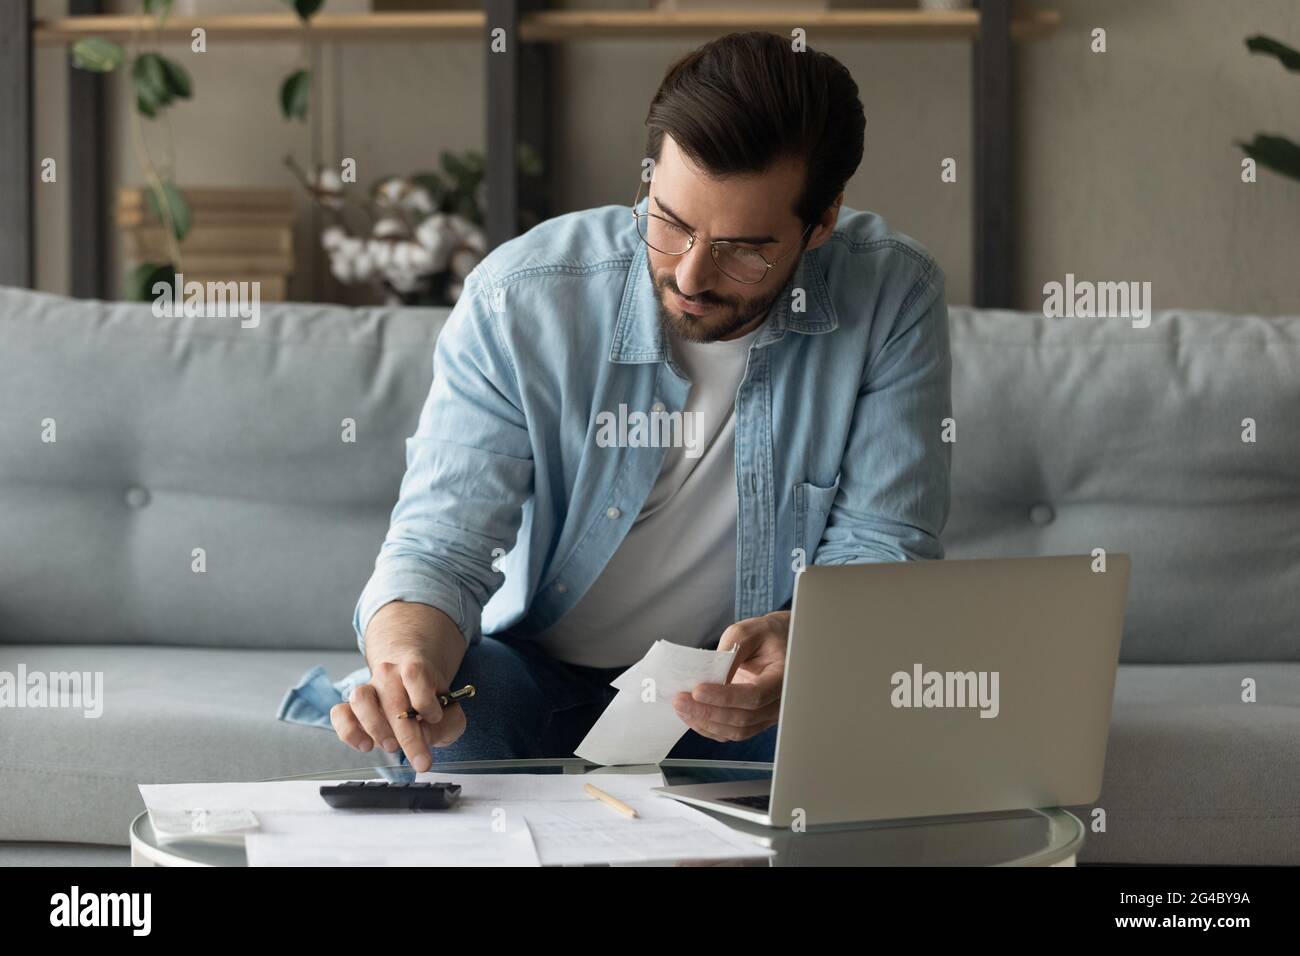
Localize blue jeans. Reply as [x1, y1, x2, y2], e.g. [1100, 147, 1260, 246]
[402, 634, 778, 765]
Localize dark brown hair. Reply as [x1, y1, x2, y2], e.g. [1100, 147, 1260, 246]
[644, 31, 866, 229]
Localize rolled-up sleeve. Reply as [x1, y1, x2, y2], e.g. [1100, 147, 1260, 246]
[814, 268, 952, 565]
[354, 269, 533, 653]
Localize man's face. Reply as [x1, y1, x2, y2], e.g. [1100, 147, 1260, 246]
[643, 135, 827, 343]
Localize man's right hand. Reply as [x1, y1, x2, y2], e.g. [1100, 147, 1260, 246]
[329, 601, 469, 773]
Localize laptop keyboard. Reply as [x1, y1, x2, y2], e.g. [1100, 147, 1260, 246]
[718, 794, 771, 811]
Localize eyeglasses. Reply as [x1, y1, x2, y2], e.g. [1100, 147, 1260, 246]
[631, 180, 812, 285]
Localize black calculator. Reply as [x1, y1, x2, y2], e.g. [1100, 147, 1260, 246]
[319, 781, 462, 811]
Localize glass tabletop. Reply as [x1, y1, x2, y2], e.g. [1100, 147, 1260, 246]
[129, 758, 1085, 867]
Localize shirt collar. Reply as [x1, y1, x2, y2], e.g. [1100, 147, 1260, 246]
[611, 201, 840, 365]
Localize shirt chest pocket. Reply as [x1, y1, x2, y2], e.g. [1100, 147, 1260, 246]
[793, 475, 841, 562]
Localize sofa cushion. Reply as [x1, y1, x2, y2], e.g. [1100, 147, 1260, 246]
[0, 287, 448, 651]
[0, 843, 130, 867]
[1067, 662, 1300, 865]
[944, 307, 1300, 663]
[0, 644, 376, 845]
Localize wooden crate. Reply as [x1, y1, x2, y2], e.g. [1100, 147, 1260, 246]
[116, 186, 297, 301]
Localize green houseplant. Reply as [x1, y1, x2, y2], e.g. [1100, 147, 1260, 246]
[1236, 35, 1300, 184]
[72, 0, 326, 299]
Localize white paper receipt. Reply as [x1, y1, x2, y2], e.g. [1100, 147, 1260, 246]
[575, 640, 736, 766]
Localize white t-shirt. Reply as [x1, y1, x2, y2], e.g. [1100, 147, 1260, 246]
[536, 320, 764, 668]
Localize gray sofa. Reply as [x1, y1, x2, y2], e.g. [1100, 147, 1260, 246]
[1, 285, 1297, 866]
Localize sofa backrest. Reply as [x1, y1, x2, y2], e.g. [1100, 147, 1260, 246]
[1, 287, 445, 651]
[4, 287, 1297, 662]
[944, 306, 1300, 663]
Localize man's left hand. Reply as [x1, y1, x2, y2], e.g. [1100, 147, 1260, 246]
[673, 610, 789, 742]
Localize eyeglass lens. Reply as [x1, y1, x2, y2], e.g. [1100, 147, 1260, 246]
[636, 214, 770, 284]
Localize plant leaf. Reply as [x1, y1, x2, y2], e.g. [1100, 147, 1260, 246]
[411, 172, 447, 205]
[159, 56, 192, 99]
[145, 180, 193, 242]
[1245, 35, 1300, 72]
[441, 150, 469, 183]
[517, 142, 543, 178]
[280, 69, 310, 120]
[291, 0, 325, 20]
[1237, 134, 1300, 183]
[133, 53, 171, 115]
[126, 261, 177, 303]
[71, 38, 125, 73]
[142, 0, 174, 18]
[454, 192, 480, 223]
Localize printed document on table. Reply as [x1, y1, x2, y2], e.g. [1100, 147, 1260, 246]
[575, 640, 737, 766]
[140, 771, 770, 866]
[245, 817, 540, 867]
[407, 769, 770, 865]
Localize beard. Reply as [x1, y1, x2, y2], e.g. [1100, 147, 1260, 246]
[645, 253, 797, 344]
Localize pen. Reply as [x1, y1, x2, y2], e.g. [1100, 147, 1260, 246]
[583, 783, 639, 819]
[395, 684, 476, 721]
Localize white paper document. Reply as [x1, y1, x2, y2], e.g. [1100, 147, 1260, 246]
[139, 770, 770, 866]
[141, 779, 538, 866]
[575, 640, 737, 766]
[245, 818, 540, 867]
[423, 769, 767, 864]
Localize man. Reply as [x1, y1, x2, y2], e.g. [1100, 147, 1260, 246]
[329, 31, 951, 772]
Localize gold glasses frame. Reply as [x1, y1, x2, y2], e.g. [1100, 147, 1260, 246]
[631, 179, 813, 285]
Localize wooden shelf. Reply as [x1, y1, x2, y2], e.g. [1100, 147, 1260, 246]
[34, 9, 1059, 45]
[11, 0, 1042, 303]
[522, 9, 1060, 41]
[34, 12, 486, 44]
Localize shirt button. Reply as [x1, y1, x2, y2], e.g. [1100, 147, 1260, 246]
[606, 507, 621, 520]
[651, 401, 665, 413]
[554, 583, 568, 594]
[1028, 503, 1055, 526]
[125, 486, 150, 508]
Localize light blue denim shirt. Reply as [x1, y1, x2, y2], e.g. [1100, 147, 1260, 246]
[277, 199, 951, 727]
[352, 197, 952, 657]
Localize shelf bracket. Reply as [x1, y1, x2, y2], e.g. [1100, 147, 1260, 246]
[0, 0, 33, 288]
[973, 0, 1014, 308]
[485, 0, 551, 250]
[69, 0, 107, 299]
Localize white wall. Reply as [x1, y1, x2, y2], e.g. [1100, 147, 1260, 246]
[1017, 0, 1300, 315]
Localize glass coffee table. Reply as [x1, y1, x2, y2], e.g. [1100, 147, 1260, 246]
[129, 758, 1085, 867]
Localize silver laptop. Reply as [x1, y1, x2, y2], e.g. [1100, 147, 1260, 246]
[654, 553, 1130, 827]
